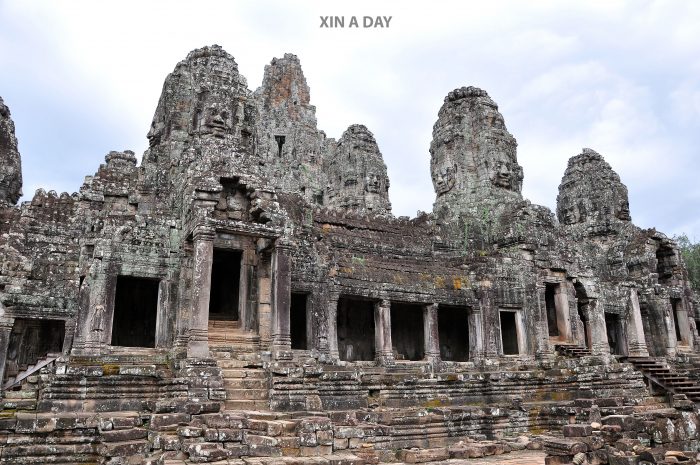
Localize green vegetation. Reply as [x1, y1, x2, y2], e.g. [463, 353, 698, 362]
[675, 234, 700, 290]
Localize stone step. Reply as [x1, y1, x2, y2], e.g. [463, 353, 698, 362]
[224, 378, 269, 389]
[221, 368, 267, 378]
[224, 399, 270, 410]
[226, 388, 269, 400]
[216, 359, 254, 370]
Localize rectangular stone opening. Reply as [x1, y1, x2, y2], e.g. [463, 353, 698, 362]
[111, 276, 159, 348]
[545, 283, 559, 337]
[337, 297, 375, 362]
[500, 310, 519, 355]
[209, 249, 241, 321]
[390, 303, 424, 361]
[290, 292, 308, 350]
[605, 313, 625, 355]
[438, 305, 470, 361]
[4, 318, 65, 382]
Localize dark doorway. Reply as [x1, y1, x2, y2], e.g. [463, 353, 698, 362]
[500, 311, 519, 355]
[290, 293, 308, 350]
[545, 283, 559, 337]
[605, 313, 625, 355]
[337, 297, 375, 361]
[390, 303, 424, 361]
[438, 305, 470, 361]
[209, 249, 241, 321]
[111, 276, 159, 348]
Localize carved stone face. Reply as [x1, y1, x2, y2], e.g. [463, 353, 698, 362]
[199, 103, 231, 138]
[561, 203, 581, 225]
[616, 199, 631, 221]
[433, 163, 456, 195]
[365, 173, 382, 193]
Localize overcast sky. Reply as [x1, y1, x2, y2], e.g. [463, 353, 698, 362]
[1, 0, 699, 238]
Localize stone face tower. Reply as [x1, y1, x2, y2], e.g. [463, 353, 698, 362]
[325, 124, 391, 215]
[557, 148, 631, 235]
[430, 87, 522, 219]
[0, 97, 22, 205]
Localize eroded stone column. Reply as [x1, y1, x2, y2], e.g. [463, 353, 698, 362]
[271, 240, 292, 360]
[374, 299, 394, 365]
[326, 291, 340, 359]
[583, 300, 610, 355]
[0, 314, 15, 391]
[468, 307, 485, 361]
[659, 298, 677, 356]
[187, 226, 215, 359]
[424, 303, 440, 363]
[554, 284, 573, 342]
[626, 289, 649, 357]
[534, 284, 550, 357]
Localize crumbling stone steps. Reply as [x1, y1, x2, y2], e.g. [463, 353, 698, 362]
[624, 356, 700, 402]
[208, 320, 261, 353]
[554, 344, 591, 358]
[219, 365, 270, 411]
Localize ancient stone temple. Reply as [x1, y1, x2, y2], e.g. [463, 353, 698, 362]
[1, 45, 699, 464]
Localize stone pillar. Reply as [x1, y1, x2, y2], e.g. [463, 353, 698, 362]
[554, 284, 573, 342]
[468, 307, 485, 361]
[660, 298, 677, 357]
[73, 259, 110, 356]
[534, 284, 550, 357]
[583, 300, 610, 355]
[374, 299, 394, 365]
[626, 289, 649, 357]
[326, 291, 340, 359]
[187, 226, 215, 359]
[257, 251, 273, 350]
[0, 314, 15, 392]
[675, 298, 693, 349]
[424, 303, 440, 363]
[271, 241, 292, 360]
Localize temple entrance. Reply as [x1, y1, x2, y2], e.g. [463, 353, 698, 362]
[111, 276, 159, 348]
[390, 303, 424, 361]
[545, 283, 559, 337]
[4, 319, 64, 382]
[209, 249, 241, 321]
[337, 297, 375, 361]
[605, 313, 625, 355]
[290, 293, 308, 350]
[500, 310, 520, 355]
[438, 305, 470, 361]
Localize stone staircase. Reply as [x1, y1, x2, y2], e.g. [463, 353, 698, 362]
[3, 352, 60, 390]
[215, 357, 271, 411]
[208, 319, 261, 354]
[554, 343, 591, 358]
[623, 356, 700, 402]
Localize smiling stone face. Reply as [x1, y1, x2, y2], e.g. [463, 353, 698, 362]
[197, 99, 233, 138]
[430, 86, 523, 217]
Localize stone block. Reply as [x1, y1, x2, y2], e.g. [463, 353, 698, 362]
[150, 413, 191, 431]
[300, 432, 318, 447]
[177, 426, 203, 438]
[603, 415, 640, 432]
[99, 440, 149, 457]
[397, 447, 450, 463]
[102, 427, 148, 442]
[186, 442, 228, 463]
[562, 424, 593, 437]
[317, 429, 334, 445]
[608, 455, 640, 465]
[244, 433, 279, 447]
